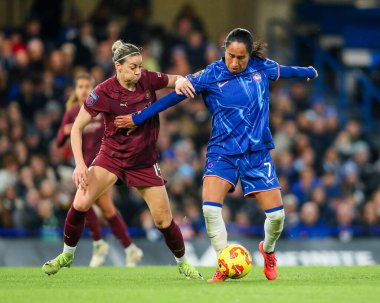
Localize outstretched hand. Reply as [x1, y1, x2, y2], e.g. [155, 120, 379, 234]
[175, 76, 196, 98]
[114, 114, 137, 135]
[307, 66, 318, 82]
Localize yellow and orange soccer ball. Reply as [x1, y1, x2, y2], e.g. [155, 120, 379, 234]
[217, 244, 253, 279]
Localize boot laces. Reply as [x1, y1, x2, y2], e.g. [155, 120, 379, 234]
[265, 253, 276, 269]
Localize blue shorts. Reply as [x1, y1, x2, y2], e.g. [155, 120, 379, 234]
[203, 149, 281, 197]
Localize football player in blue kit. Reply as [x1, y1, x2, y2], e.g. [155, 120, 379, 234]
[114, 28, 318, 282]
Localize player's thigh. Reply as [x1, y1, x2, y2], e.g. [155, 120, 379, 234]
[136, 185, 172, 228]
[96, 189, 117, 219]
[202, 176, 232, 204]
[203, 154, 238, 203]
[254, 188, 283, 211]
[73, 166, 118, 211]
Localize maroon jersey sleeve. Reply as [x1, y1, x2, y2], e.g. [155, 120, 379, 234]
[84, 86, 110, 117]
[145, 70, 169, 91]
[56, 107, 78, 147]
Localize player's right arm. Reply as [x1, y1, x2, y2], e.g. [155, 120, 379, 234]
[71, 106, 92, 190]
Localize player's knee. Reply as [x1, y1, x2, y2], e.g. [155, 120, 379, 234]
[153, 216, 172, 229]
[73, 202, 91, 212]
[73, 199, 93, 212]
[265, 208, 285, 223]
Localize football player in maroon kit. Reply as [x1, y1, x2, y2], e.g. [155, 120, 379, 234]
[43, 40, 203, 280]
[56, 73, 143, 267]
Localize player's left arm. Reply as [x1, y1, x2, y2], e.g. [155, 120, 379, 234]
[279, 65, 318, 81]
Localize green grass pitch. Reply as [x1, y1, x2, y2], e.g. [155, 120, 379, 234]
[1, 266, 379, 303]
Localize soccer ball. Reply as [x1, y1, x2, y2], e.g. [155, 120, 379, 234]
[218, 244, 253, 279]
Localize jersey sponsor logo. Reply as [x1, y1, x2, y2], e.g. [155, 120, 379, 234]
[86, 90, 99, 106]
[253, 72, 262, 82]
[218, 81, 229, 88]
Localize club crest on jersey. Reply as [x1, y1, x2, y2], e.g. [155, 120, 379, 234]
[86, 91, 99, 106]
[145, 90, 151, 99]
[206, 161, 215, 169]
[253, 72, 262, 82]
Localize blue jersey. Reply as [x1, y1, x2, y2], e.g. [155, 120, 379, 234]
[187, 57, 280, 155]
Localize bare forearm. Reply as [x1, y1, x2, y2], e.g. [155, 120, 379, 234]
[70, 126, 85, 167]
[167, 75, 184, 88]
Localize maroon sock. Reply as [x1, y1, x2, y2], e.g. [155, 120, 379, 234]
[107, 213, 132, 248]
[85, 207, 102, 241]
[64, 206, 87, 247]
[158, 220, 185, 258]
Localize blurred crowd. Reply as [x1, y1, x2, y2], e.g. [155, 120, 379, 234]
[0, 0, 380, 242]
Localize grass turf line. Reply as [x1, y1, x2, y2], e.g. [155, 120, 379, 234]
[0, 266, 379, 303]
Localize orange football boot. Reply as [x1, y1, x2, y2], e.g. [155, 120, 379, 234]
[207, 268, 228, 282]
[259, 241, 278, 280]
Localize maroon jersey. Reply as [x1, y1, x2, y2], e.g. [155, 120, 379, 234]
[84, 70, 169, 168]
[56, 104, 104, 166]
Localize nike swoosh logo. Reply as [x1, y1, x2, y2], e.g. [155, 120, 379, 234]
[266, 178, 275, 183]
[218, 81, 229, 88]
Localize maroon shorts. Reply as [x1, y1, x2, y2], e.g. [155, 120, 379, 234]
[91, 152, 166, 188]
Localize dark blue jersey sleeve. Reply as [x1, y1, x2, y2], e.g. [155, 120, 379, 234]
[279, 66, 317, 79]
[132, 92, 187, 125]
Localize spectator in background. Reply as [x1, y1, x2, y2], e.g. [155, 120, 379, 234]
[0, 154, 19, 195]
[122, 5, 150, 44]
[291, 166, 320, 205]
[22, 18, 42, 43]
[288, 201, 330, 238]
[29, 0, 63, 48]
[360, 201, 380, 235]
[334, 199, 357, 242]
[90, 0, 112, 41]
[282, 194, 299, 229]
[186, 30, 207, 71]
[27, 38, 44, 76]
[72, 22, 96, 69]
[167, 47, 191, 76]
[173, 3, 205, 36]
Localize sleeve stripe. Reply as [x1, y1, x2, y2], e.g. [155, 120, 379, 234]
[276, 62, 280, 81]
